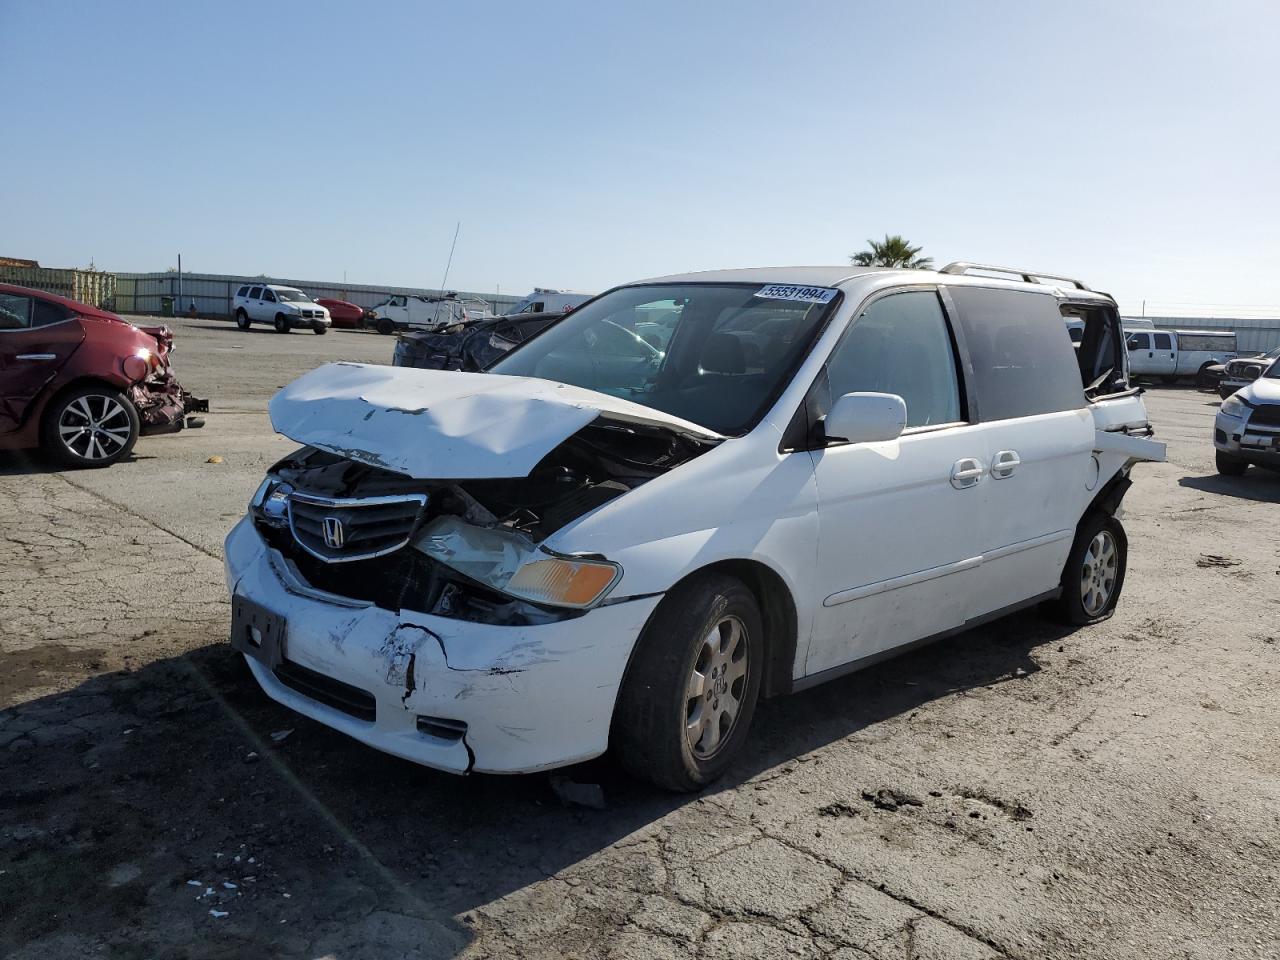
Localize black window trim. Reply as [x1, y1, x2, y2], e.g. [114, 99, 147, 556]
[0, 292, 78, 333]
[780, 283, 974, 453]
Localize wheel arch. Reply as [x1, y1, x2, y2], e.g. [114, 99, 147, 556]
[34, 374, 136, 431]
[615, 557, 800, 707]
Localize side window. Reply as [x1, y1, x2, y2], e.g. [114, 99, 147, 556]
[263, 289, 277, 303]
[947, 286, 1085, 421]
[826, 290, 962, 429]
[530, 301, 545, 313]
[248, 286, 263, 299]
[32, 300, 70, 327]
[0, 292, 33, 330]
[1127, 333, 1150, 351]
[1153, 333, 1172, 350]
[237, 285, 249, 297]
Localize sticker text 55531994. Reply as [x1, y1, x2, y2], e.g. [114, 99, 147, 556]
[753, 284, 839, 304]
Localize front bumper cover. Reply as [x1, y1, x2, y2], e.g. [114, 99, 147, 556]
[223, 517, 660, 774]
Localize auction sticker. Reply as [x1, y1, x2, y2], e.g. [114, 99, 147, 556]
[753, 284, 838, 304]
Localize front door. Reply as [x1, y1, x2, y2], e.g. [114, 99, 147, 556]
[0, 292, 84, 434]
[806, 289, 985, 677]
[1149, 332, 1176, 376]
[1126, 332, 1155, 375]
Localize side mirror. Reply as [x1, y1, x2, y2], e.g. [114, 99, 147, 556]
[822, 392, 907, 444]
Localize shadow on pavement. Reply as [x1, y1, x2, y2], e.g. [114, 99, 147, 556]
[0, 610, 1073, 958]
[1179, 471, 1280, 503]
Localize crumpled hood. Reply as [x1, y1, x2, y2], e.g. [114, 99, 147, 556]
[269, 362, 722, 479]
[1242, 376, 1280, 404]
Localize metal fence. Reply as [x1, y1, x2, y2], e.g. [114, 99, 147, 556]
[112, 272, 523, 319]
[1124, 317, 1280, 354]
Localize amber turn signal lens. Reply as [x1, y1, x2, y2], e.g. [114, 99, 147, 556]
[506, 557, 620, 609]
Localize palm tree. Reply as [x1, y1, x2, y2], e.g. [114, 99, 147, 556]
[850, 235, 933, 269]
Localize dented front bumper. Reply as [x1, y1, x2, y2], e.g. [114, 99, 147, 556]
[223, 517, 660, 774]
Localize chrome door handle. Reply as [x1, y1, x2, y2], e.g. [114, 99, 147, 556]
[950, 457, 985, 489]
[991, 449, 1020, 479]
[16, 353, 57, 361]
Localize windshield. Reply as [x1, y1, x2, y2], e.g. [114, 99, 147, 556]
[275, 289, 312, 303]
[489, 282, 840, 435]
[1266, 355, 1280, 379]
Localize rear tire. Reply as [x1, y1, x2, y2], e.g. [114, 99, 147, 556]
[1049, 514, 1127, 626]
[235, 309, 250, 330]
[1196, 364, 1215, 390]
[376, 317, 395, 336]
[41, 385, 140, 469]
[1216, 451, 1248, 476]
[612, 573, 763, 792]
[274, 314, 290, 334]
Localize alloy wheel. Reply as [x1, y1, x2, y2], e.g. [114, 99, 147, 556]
[1080, 530, 1118, 617]
[59, 394, 132, 462]
[685, 615, 749, 759]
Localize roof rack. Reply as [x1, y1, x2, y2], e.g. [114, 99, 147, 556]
[939, 262, 1092, 291]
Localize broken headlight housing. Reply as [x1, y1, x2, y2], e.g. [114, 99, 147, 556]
[413, 516, 621, 609]
[249, 477, 293, 528]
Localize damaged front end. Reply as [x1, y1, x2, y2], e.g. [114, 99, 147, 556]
[129, 324, 208, 434]
[250, 413, 709, 623]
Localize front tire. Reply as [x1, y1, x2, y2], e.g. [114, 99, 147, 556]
[376, 317, 395, 336]
[235, 309, 251, 330]
[41, 385, 140, 469]
[1049, 514, 1127, 626]
[1216, 451, 1248, 476]
[613, 573, 763, 792]
[312, 322, 327, 335]
[1218, 384, 1236, 400]
[274, 314, 290, 334]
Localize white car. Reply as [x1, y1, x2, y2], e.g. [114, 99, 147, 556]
[224, 263, 1164, 790]
[1124, 328, 1236, 384]
[1213, 356, 1280, 475]
[232, 284, 331, 335]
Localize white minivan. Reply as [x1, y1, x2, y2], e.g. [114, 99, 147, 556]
[1125, 328, 1236, 384]
[225, 263, 1164, 790]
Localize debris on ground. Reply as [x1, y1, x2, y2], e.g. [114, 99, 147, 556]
[269, 729, 293, 743]
[817, 801, 861, 818]
[206, 455, 224, 464]
[548, 775, 607, 811]
[861, 788, 924, 812]
[209, 909, 229, 919]
[1197, 554, 1242, 568]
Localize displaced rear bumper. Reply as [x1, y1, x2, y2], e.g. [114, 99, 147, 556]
[223, 517, 660, 775]
[132, 372, 207, 435]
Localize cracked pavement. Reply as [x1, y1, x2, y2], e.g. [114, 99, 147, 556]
[2, 318, 1279, 959]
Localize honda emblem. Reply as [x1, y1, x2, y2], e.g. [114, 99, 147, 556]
[322, 516, 345, 550]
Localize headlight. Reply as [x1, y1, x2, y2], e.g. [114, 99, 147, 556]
[1220, 396, 1248, 419]
[249, 478, 292, 526]
[414, 516, 621, 609]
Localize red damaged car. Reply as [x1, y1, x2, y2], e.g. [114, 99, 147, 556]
[0, 283, 206, 468]
[314, 298, 366, 329]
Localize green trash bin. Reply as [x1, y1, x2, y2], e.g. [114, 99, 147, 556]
[160, 296, 175, 317]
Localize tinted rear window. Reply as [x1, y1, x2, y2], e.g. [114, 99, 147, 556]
[249, 286, 262, 299]
[948, 286, 1084, 421]
[237, 285, 249, 297]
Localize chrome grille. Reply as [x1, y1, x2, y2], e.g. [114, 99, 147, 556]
[288, 492, 427, 563]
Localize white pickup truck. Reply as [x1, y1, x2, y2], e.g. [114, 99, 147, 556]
[369, 294, 494, 335]
[1124, 328, 1236, 385]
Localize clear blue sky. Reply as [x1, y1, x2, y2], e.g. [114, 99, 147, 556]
[3, 0, 1278, 315]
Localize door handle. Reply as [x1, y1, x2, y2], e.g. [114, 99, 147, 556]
[950, 457, 985, 489]
[991, 449, 1020, 479]
[16, 353, 57, 361]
